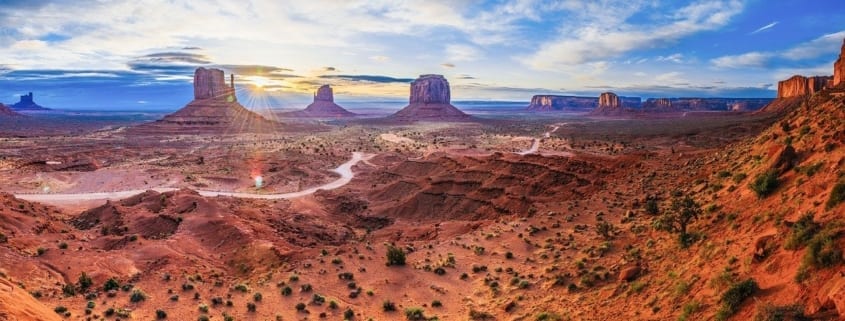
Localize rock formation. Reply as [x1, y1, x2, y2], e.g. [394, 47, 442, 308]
[283, 85, 356, 117]
[835, 39, 845, 87]
[193, 68, 236, 101]
[390, 75, 470, 121]
[10, 92, 49, 111]
[527, 95, 595, 111]
[591, 92, 626, 115]
[134, 68, 279, 133]
[528, 95, 641, 111]
[641, 98, 680, 112]
[777, 75, 832, 98]
[0, 103, 22, 117]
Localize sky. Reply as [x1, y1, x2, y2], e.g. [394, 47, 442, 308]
[1, 0, 844, 110]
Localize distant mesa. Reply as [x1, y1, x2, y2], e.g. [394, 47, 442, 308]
[528, 94, 641, 112]
[10, 92, 50, 111]
[593, 92, 623, 114]
[390, 74, 470, 121]
[134, 67, 279, 133]
[0, 103, 23, 117]
[282, 85, 356, 117]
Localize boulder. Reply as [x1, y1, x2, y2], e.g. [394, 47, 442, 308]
[618, 266, 641, 282]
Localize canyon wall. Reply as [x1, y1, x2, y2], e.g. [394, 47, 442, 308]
[777, 75, 832, 98]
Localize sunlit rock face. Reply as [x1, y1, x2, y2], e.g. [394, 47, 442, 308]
[194, 67, 236, 101]
[777, 75, 831, 98]
[597, 92, 622, 110]
[834, 39, 845, 87]
[527, 95, 595, 111]
[390, 74, 469, 121]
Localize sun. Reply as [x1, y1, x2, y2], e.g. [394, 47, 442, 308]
[247, 76, 270, 90]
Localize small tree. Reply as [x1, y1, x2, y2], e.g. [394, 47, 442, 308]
[386, 245, 406, 266]
[78, 273, 93, 291]
[653, 195, 702, 246]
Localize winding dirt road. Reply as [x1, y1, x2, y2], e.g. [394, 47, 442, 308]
[14, 152, 374, 204]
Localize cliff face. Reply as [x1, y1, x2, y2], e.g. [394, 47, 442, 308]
[777, 75, 831, 98]
[834, 39, 845, 87]
[642, 98, 679, 112]
[314, 85, 334, 102]
[598, 92, 621, 109]
[194, 67, 236, 101]
[409, 74, 451, 104]
[390, 74, 469, 121]
[527, 95, 597, 111]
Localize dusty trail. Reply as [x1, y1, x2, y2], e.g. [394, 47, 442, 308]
[517, 124, 561, 155]
[14, 152, 374, 204]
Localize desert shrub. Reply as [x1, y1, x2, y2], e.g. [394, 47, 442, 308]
[54, 306, 68, 314]
[0, 232, 7, 243]
[386, 245, 406, 266]
[198, 304, 208, 313]
[62, 283, 76, 296]
[750, 170, 779, 198]
[329, 300, 339, 309]
[281, 286, 292, 296]
[677, 300, 700, 321]
[383, 300, 397, 312]
[300, 283, 312, 292]
[295, 302, 306, 311]
[732, 173, 747, 184]
[234, 283, 249, 292]
[715, 279, 758, 321]
[76, 272, 92, 291]
[645, 198, 660, 215]
[247, 302, 256, 312]
[505, 251, 514, 259]
[253, 292, 262, 302]
[36, 247, 46, 256]
[753, 303, 808, 321]
[312, 293, 325, 305]
[58, 242, 68, 249]
[181, 282, 194, 291]
[468, 309, 495, 320]
[536, 312, 563, 321]
[404, 307, 427, 320]
[784, 213, 820, 250]
[198, 316, 210, 321]
[130, 289, 147, 303]
[796, 223, 843, 282]
[431, 300, 442, 307]
[155, 309, 167, 319]
[338, 272, 354, 280]
[826, 181, 845, 210]
[717, 170, 732, 178]
[596, 221, 615, 239]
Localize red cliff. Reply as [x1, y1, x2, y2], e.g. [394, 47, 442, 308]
[834, 39, 845, 87]
[777, 75, 831, 98]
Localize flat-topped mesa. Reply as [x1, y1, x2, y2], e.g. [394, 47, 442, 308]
[598, 92, 622, 109]
[835, 39, 845, 87]
[193, 67, 236, 101]
[777, 75, 831, 98]
[390, 74, 470, 121]
[314, 85, 334, 102]
[527, 95, 595, 111]
[642, 98, 679, 112]
[409, 74, 451, 104]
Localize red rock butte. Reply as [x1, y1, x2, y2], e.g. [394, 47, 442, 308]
[390, 74, 470, 121]
[133, 68, 280, 133]
[283, 85, 356, 117]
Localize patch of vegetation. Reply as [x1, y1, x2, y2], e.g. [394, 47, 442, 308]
[535, 312, 564, 321]
[678, 300, 700, 321]
[468, 309, 495, 320]
[383, 300, 397, 312]
[77, 273, 92, 291]
[749, 170, 779, 198]
[404, 307, 432, 321]
[784, 213, 820, 250]
[715, 279, 758, 321]
[795, 162, 823, 177]
[130, 289, 147, 303]
[386, 245, 406, 266]
[645, 198, 660, 215]
[652, 195, 702, 247]
[826, 181, 845, 210]
[796, 223, 842, 282]
[732, 173, 747, 184]
[155, 309, 167, 319]
[753, 303, 808, 321]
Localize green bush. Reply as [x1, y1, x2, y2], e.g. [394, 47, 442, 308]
[715, 279, 758, 321]
[404, 307, 427, 320]
[784, 213, 820, 250]
[383, 300, 397, 312]
[77, 273, 93, 291]
[536, 312, 563, 321]
[753, 303, 807, 321]
[386, 245, 406, 266]
[468, 309, 495, 320]
[103, 278, 120, 291]
[129, 289, 147, 303]
[155, 309, 167, 319]
[750, 170, 779, 198]
[826, 181, 845, 210]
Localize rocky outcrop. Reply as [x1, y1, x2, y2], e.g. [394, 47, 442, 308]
[0, 103, 22, 117]
[591, 92, 626, 115]
[641, 98, 679, 112]
[193, 67, 236, 101]
[390, 75, 470, 121]
[134, 68, 279, 133]
[527, 95, 596, 111]
[10, 92, 49, 111]
[777, 75, 832, 98]
[834, 39, 845, 87]
[284, 85, 356, 118]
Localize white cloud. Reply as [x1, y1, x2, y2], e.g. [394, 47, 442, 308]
[781, 30, 845, 60]
[749, 21, 778, 35]
[657, 53, 684, 63]
[711, 52, 771, 68]
[445, 44, 482, 62]
[521, 0, 744, 71]
[369, 55, 390, 62]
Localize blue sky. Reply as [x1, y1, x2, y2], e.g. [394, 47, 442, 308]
[1, 0, 844, 110]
